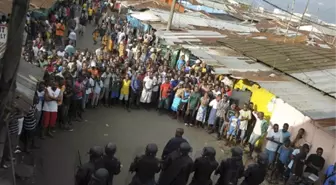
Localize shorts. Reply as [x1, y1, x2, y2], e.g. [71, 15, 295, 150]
[265, 149, 276, 164]
[111, 91, 119, 98]
[42, 111, 58, 128]
[227, 125, 237, 136]
[158, 98, 170, 109]
[119, 93, 129, 101]
[248, 132, 261, 145]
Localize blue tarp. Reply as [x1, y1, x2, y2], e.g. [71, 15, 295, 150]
[127, 14, 150, 32]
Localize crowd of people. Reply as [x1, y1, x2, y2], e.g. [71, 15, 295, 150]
[0, 0, 335, 184]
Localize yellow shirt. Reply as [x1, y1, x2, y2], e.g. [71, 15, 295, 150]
[88, 8, 93, 16]
[120, 79, 131, 95]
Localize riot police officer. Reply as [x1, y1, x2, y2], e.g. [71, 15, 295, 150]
[189, 146, 218, 185]
[215, 146, 244, 185]
[240, 153, 268, 185]
[88, 168, 109, 185]
[75, 146, 104, 185]
[129, 143, 161, 185]
[102, 143, 121, 185]
[158, 142, 194, 185]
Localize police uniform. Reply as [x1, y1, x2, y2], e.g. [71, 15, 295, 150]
[190, 146, 218, 185]
[129, 143, 161, 185]
[240, 153, 268, 185]
[103, 143, 121, 185]
[158, 142, 194, 185]
[215, 147, 244, 185]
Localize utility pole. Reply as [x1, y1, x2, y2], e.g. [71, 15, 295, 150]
[0, 0, 29, 126]
[293, 0, 310, 43]
[284, 0, 296, 42]
[167, 0, 178, 31]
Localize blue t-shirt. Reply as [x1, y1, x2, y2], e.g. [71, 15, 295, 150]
[324, 165, 336, 185]
[280, 129, 291, 143]
[278, 145, 292, 165]
[177, 59, 185, 70]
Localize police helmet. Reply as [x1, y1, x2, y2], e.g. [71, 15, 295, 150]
[89, 146, 104, 158]
[202, 146, 216, 157]
[231, 146, 243, 157]
[105, 143, 117, 156]
[145, 143, 158, 156]
[180, 142, 192, 154]
[92, 168, 109, 182]
[257, 153, 268, 166]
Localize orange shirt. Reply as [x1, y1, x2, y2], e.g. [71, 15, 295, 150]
[160, 83, 171, 98]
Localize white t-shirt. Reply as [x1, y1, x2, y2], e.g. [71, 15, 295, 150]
[288, 149, 300, 169]
[143, 76, 154, 90]
[209, 99, 218, 109]
[95, 48, 102, 56]
[86, 78, 95, 94]
[36, 90, 45, 111]
[265, 130, 281, 152]
[42, 87, 61, 112]
[252, 112, 263, 135]
[230, 117, 239, 128]
[94, 80, 103, 94]
[239, 109, 251, 130]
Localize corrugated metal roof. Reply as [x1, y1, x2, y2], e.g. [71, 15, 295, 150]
[218, 38, 336, 97]
[257, 81, 336, 120]
[155, 30, 227, 45]
[150, 9, 259, 33]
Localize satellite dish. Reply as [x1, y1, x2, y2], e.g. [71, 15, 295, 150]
[28, 75, 38, 83]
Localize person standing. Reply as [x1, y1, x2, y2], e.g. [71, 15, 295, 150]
[162, 128, 188, 160]
[208, 94, 221, 133]
[238, 103, 251, 144]
[158, 78, 171, 113]
[140, 73, 154, 109]
[75, 146, 104, 185]
[61, 81, 73, 131]
[129, 143, 161, 185]
[158, 142, 193, 185]
[101, 68, 112, 106]
[215, 147, 244, 185]
[103, 143, 121, 185]
[42, 81, 61, 138]
[190, 146, 218, 185]
[92, 77, 103, 108]
[130, 72, 141, 109]
[185, 86, 201, 126]
[119, 75, 131, 111]
[55, 19, 65, 46]
[247, 111, 268, 158]
[195, 92, 210, 128]
[240, 153, 268, 185]
[22, 94, 39, 153]
[265, 124, 281, 166]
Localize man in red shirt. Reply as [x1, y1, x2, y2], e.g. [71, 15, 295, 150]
[158, 78, 171, 113]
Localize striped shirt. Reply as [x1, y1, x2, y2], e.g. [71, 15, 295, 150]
[23, 105, 37, 131]
[8, 113, 22, 135]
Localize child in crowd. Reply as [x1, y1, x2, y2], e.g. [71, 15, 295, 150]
[23, 93, 39, 153]
[226, 111, 240, 146]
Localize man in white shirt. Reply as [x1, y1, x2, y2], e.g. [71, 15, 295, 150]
[248, 111, 268, 158]
[68, 29, 77, 46]
[140, 73, 154, 105]
[42, 81, 61, 138]
[265, 124, 281, 165]
[91, 78, 103, 108]
[239, 103, 251, 142]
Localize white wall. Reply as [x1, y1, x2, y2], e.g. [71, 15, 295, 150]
[270, 98, 336, 170]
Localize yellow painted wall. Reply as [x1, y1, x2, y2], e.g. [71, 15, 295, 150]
[234, 79, 275, 120]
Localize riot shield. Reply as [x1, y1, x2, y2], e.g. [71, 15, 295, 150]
[124, 146, 146, 185]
